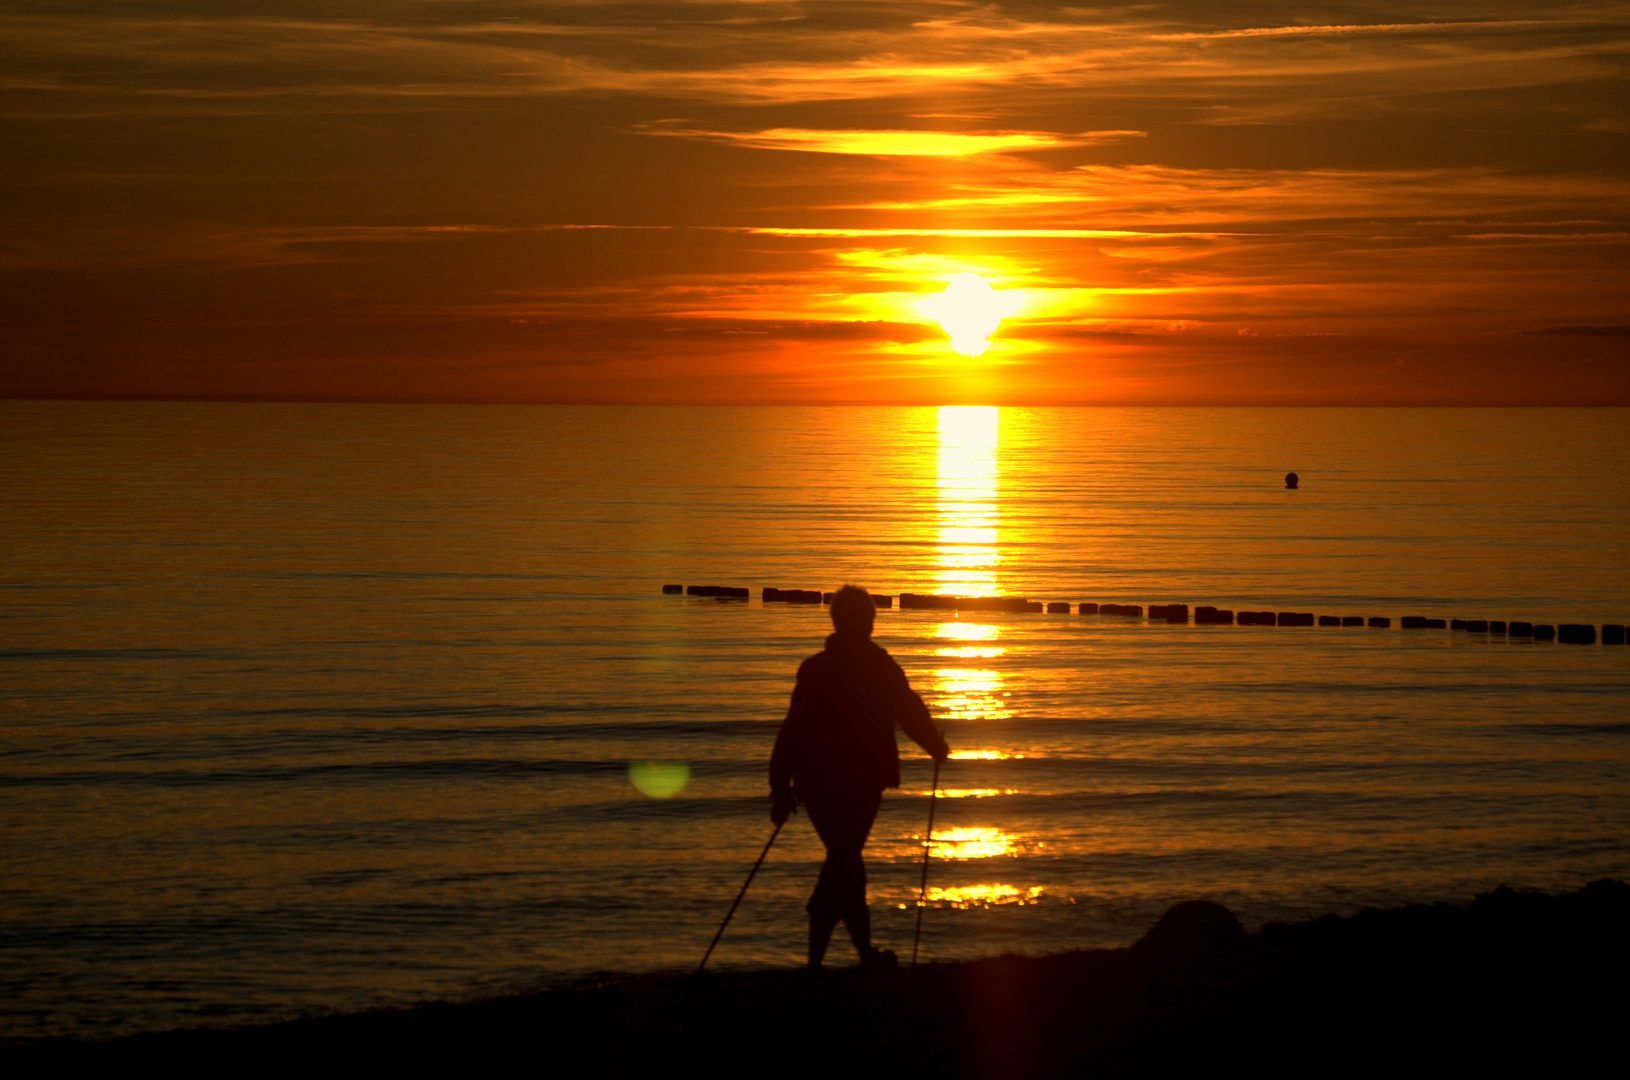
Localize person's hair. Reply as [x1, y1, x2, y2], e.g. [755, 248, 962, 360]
[829, 584, 876, 636]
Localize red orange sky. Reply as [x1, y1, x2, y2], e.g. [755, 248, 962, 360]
[2, 2, 1626, 404]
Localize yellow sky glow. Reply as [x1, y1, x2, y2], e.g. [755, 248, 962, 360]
[639, 126, 1100, 156]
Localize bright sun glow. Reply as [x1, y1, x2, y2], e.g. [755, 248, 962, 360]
[919, 273, 1018, 357]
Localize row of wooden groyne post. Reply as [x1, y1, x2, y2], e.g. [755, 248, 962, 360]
[662, 585, 1626, 645]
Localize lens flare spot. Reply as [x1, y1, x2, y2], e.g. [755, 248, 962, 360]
[628, 760, 690, 798]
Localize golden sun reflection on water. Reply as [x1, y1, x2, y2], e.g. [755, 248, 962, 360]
[934, 623, 999, 641]
[934, 406, 999, 597]
[934, 621, 1004, 659]
[932, 668, 1005, 694]
[926, 407, 1011, 723]
[924, 884, 1044, 909]
[950, 749, 1027, 761]
[935, 646, 1003, 659]
[928, 627, 1009, 719]
[930, 665, 1012, 722]
[928, 826, 1017, 859]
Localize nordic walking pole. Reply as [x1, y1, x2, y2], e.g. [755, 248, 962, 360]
[696, 816, 786, 974]
[911, 757, 942, 968]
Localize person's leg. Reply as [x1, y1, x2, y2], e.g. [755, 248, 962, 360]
[804, 788, 882, 967]
[804, 799, 851, 970]
[807, 788, 884, 964]
[808, 909, 840, 970]
[841, 899, 872, 958]
[837, 789, 886, 964]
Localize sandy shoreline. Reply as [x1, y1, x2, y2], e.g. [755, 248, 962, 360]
[8, 879, 1625, 1074]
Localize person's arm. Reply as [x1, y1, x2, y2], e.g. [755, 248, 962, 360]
[769, 718, 795, 799]
[768, 663, 809, 823]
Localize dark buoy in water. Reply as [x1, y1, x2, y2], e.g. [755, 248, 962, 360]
[1285, 472, 1299, 489]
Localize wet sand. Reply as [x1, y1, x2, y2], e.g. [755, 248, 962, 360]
[8, 880, 1624, 1075]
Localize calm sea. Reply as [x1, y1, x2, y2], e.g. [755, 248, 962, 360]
[2, 402, 1627, 1038]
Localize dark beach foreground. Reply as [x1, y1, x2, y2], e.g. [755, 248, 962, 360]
[8, 880, 1625, 1076]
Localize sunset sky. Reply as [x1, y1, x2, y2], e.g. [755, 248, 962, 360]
[3, 2, 1626, 404]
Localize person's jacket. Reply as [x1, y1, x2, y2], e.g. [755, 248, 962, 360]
[770, 631, 947, 796]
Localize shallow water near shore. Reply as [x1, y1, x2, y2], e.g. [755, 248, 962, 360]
[2, 402, 1628, 1038]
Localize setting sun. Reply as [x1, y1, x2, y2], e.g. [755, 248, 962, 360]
[920, 273, 1017, 358]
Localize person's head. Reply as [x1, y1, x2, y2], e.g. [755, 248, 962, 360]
[829, 584, 876, 638]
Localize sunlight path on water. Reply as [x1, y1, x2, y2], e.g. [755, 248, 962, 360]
[928, 405, 1012, 726]
[934, 405, 1000, 597]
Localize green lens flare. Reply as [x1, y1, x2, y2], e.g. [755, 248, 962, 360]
[628, 760, 690, 799]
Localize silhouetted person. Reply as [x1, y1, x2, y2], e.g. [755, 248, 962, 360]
[770, 584, 949, 971]
[1285, 472, 1299, 489]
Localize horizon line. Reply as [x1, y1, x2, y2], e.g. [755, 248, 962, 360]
[5, 395, 1628, 409]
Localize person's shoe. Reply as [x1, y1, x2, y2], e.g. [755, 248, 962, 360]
[860, 946, 898, 971]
